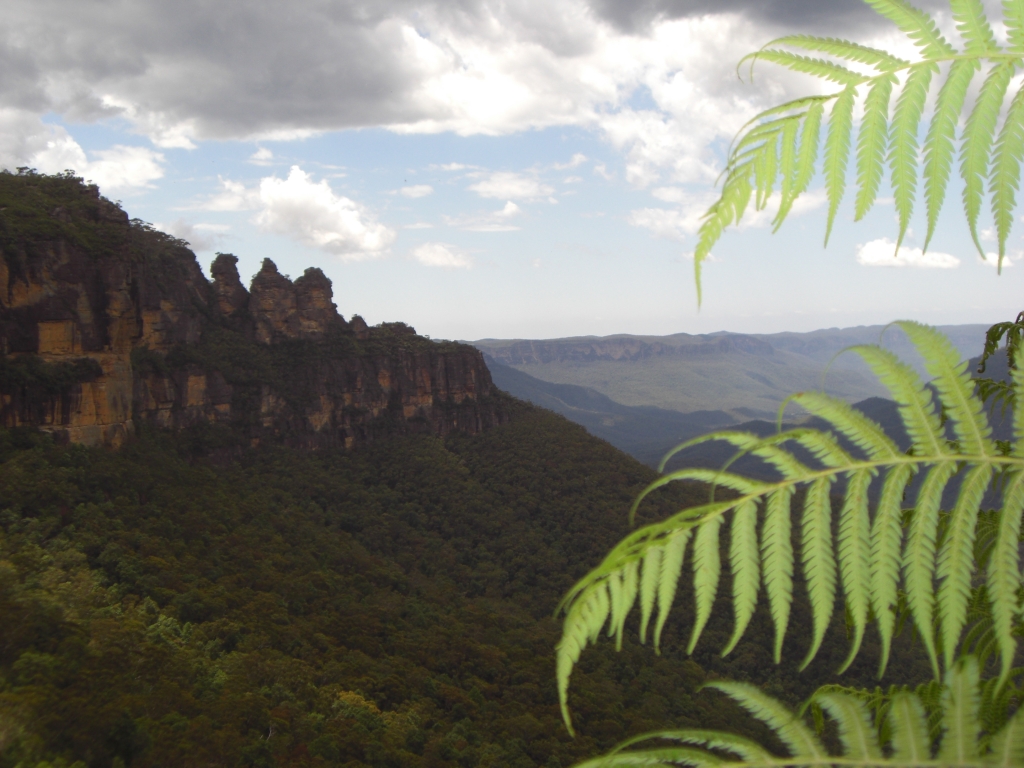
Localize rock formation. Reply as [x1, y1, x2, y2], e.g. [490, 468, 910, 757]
[0, 171, 507, 448]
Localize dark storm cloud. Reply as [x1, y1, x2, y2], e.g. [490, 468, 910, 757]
[0, 0, 965, 145]
[589, 0, 949, 34]
[1, 0, 487, 139]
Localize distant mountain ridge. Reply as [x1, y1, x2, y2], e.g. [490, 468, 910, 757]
[472, 324, 990, 419]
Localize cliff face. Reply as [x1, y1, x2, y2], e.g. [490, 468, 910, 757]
[0, 171, 507, 448]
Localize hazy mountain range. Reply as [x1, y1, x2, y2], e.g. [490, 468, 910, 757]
[474, 324, 997, 467]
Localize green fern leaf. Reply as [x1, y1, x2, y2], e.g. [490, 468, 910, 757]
[837, 468, 873, 674]
[824, 84, 857, 245]
[991, 82, 1024, 267]
[989, 700, 1024, 766]
[722, 500, 759, 657]
[1006, 0, 1024, 52]
[961, 60, 1016, 255]
[767, 35, 910, 70]
[899, 320, 993, 456]
[608, 559, 639, 651]
[850, 344, 946, 457]
[871, 464, 915, 677]
[889, 63, 934, 250]
[693, 163, 753, 305]
[754, 127, 780, 209]
[905, 462, 958, 677]
[762, 487, 794, 663]
[777, 104, 824, 226]
[864, 0, 956, 58]
[937, 464, 993, 670]
[950, 0, 1000, 53]
[639, 729, 774, 762]
[923, 59, 978, 251]
[989, 471, 1024, 686]
[773, 119, 799, 229]
[687, 516, 723, 654]
[940, 657, 981, 763]
[654, 530, 690, 653]
[888, 691, 931, 763]
[707, 682, 828, 758]
[855, 73, 895, 220]
[789, 391, 902, 459]
[637, 546, 661, 644]
[744, 49, 869, 85]
[800, 477, 837, 669]
[813, 691, 882, 759]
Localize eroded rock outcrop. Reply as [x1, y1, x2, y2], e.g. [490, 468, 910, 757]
[0, 171, 507, 448]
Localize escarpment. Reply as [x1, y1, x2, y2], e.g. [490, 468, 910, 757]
[0, 171, 507, 447]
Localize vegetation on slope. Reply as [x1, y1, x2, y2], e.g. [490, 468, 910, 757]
[0, 400, 929, 768]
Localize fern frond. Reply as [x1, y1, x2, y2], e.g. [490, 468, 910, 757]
[961, 60, 1017, 255]
[773, 119, 800, 230]
[939, 657, 981, 764]
[1006, 0, 1024, 52]
[608, 559, 639, 651]
[824, 84, 857, 246]
[991, 82, 1024, 267]
[937, 464, 993, 670]
[637, 545, 661, 644]
[763, 487, 795, 663]
[923, 59, 978, 251]
[837, 468, 873, 674]
[888, 691, 931, 763]
[687, 516, 723, 654]
[989, 471, 1024, 686]
[723, 500, 759, 657]
[872, 463, 915, 677]
[704, 682, 828, 759]
[557, 324, 1024, 729]
[813, 691, 882, 759]
[989, 701, 1024, 766]
[849, 343, 946, 457]
[855, 74, 896, 220]
[766, 35, 910, 70]
[865, 0, 956, 58]
[951, 0, 1000, 53]
[800, 477, 837, 669]
[889, 63, 934, 250]
[900, 320, 993, 455]
[777, 103, 824, 226]
[905, 462, 957, 677]
[743, 49, 870, 85]
[654, 529, 690, 654]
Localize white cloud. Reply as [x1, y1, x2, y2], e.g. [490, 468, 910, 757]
[628, 207, 702, 240]
[0, 112, 165, 192]
[412, 242, 472, 269]
[445, 200, 522, 232]
[400, 184, 434, 198]
[563, 175, 583, 183]
[468, 172, 554, 200]
[652, 187, 685, 203]
[204, 178, 260, 212]
[856, 238, 961, 269]
[553, 153, 588, 169]
[202, 168, 396, 258]
[250, 147, 273, 165]
[253, 166, 395, 258]
[157, 219, 230, 252]
[981, 252, 1015, 268]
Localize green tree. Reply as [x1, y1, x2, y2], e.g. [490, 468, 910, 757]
[557, 1, 1024, 764]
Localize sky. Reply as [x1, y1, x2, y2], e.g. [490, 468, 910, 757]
[1, 0, 1021, 341]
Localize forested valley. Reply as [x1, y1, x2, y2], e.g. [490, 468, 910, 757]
[0, 404, 936, 768]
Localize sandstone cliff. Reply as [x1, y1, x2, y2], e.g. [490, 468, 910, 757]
[0, 170, 507, 448]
